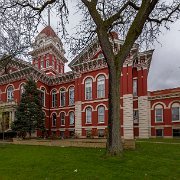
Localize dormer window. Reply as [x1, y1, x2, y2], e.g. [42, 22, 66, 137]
[41, 61, 44, 68]
[39, 40, 44, 46]
[98, 53, 104, 59]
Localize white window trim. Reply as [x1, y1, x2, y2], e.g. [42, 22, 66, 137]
[69, 112, 75, 126]
[46, 60, 49, 68]
[7, 86, 14, 102]
[133, 79, 138, 97]
[171, 106, 180, 122]
[156, 128, 164, 137]
[86, 107, 92, 124]
[52, 90, 57, 108]
[97, 75, 105, 99]
[155, 108, 163, 123]
[85, 78, 92, 100]
[41, 88, 46, 107]
[69, 87, 75, 106]
[98, 106, 105, 124]
[52, 113, 57, 127]
[60, 89, 66, 107]
[60, 113, 65, 126]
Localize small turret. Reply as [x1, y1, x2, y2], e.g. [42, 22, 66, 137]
[29, 26, 68, 76]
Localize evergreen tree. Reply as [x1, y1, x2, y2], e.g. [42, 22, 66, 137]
[12, 78, 45, 138]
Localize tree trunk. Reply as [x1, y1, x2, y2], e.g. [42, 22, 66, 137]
[107, 66, 123, 155]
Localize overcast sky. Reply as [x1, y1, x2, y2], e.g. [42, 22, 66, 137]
[44, 1, 180, 91]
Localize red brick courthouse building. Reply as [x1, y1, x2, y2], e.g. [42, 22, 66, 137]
[0, 26, 179, 139]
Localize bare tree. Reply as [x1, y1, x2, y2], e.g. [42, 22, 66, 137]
[0, 0, 180, 155]
[0, 0, 68, 58]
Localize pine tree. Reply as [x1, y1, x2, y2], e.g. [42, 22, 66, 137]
[12, 78, 45, 138]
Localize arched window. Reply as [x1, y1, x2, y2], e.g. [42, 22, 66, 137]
[98, 53, 104, 59]
[155, 104, 163, 122]
[41, 88, 46, 106]
[69, 112, 75, 125]
[52, 113, 56, 127]
[97, 75, 105, 98]
[52, 89, 57, 108]
[46, 60, 49, 68]
[7, 86, 14, 102]
[86, 107, 92, 124]
[60, 112, 65, 126]
[20, 84, 25, 97]
[133, 79, 138, 96]
[69, 87, 74, 105]
[60, 88, 66, 107]
[41, 61, 44, 68]
[98, 106, 105, 123]
[171, 103, 180, 122]
[52, 60, 54, 67]
[85, 78, 92, 100]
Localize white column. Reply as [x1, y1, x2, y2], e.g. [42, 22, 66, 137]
[123, 94, 134, 139]
[138, 96, 150, 138]
[75, 101, 82, 137]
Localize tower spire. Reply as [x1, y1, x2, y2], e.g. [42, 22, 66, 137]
[48, 7, 50, 26]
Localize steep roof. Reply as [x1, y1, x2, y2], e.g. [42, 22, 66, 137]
[39, 26, 57, 38]
[0, 56, 74, 85]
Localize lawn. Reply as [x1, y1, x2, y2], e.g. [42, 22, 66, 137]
[0, 141, 179, 180]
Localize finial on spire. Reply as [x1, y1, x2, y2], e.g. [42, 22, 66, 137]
[48, 7, 50, 26]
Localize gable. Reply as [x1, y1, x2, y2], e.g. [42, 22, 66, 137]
[69, 40, 104, 68]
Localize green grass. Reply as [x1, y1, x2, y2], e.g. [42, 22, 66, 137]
[0, 141, 180, 180]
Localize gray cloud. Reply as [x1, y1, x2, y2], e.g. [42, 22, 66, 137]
[46, 1, 180, 91]
[148, 21, 180, 91]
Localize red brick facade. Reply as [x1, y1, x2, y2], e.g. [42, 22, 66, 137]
[0, 26, 179, 138]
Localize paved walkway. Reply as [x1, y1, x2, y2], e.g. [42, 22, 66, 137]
[0, 138, 107, 148]
[136, 140, 180, 145]
[0, 138, 135, 149]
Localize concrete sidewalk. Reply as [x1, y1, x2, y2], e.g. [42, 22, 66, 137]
[0, 138, 135, 149]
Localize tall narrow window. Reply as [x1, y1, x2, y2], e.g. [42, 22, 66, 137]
[133, 110, 139, 123]
[52, 113, 56, 127]
[69, 87, 74, 105]
[20, 84, 25, 97]
[46, 60, 49, 68]
[133, 79, 138, 96]
[41, 61, 44, 68]
[97, 75, 105, 98]
[60, 112, 65, 126]
[69, 112, 75, 125]
[86, 107, 92, 124]
[172, 103, 180, 122]
[98, 106, 105, 123]
[41, 88, 45, 106]
[52, 89, 57, 108]
[7, 86, 14, 102]
[60, 89, 66, 107]
[85, 78, 92, 100]
[155, 105, 163, 122]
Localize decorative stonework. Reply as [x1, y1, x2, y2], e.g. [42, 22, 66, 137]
[138, 96, 150, 138]
[75, 101, 82, 136]
[123, 94, 134, 139]
[149, 92, 180, 100]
